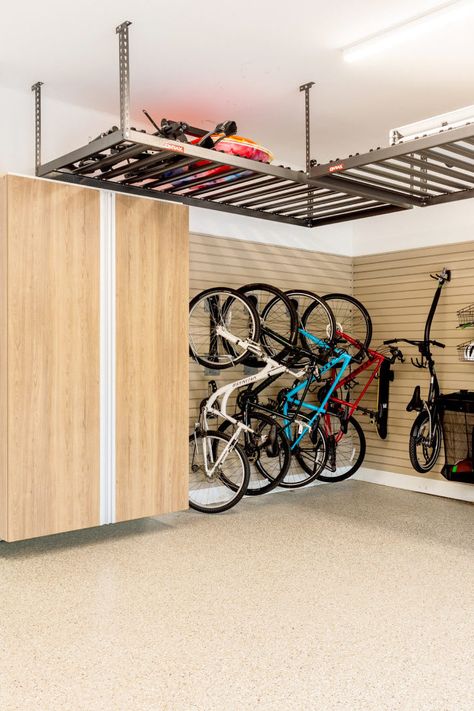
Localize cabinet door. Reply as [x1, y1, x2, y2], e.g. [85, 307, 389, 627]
[5, 176, 100, 541]
[115, 196, 189, 521]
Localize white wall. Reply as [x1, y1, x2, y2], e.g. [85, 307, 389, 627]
[189, 208, 353, 255]
[0, 85, 120, 175]
[351, 198, 474, 256]
[0, 85, 354, 256]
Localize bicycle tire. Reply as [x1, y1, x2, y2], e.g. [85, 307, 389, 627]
[218, 412, 291, 495]
[189, 431, 250, 513]
[280, 424, 329, 488]
[284, 289, 336, 364]
[308, 294, 372, 362]
[189, 287, 260, 370]
[408, 410, 442, 473]
[239, 283, 298, 364]
[314, 414, 366, 482]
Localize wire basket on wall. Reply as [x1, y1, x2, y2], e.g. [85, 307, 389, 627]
[457, 303, 474, 328]
[457, 341, 474, 362]
[439, 392, 474, 483]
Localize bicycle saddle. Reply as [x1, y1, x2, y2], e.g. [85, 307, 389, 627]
[406, 385, 423, 413]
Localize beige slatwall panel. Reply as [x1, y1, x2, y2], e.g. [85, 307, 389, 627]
[190, 233, 352, 428]
[354, 240, 474, 481]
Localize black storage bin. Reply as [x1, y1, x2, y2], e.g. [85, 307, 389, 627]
[438, 391, 474, 483]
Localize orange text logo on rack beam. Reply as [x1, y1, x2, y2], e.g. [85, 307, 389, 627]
[328, 163, 344, 173]
[161, 142, 186, 153]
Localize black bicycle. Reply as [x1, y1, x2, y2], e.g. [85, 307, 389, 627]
[384, 267, 451, 473]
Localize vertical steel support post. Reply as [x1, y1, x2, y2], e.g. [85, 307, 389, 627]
[300, 81, 315, 224]
[116, 21, 132, 138]
[31, 81, 44, 174]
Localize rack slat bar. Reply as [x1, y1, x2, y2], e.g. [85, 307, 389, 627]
[378, 160, 461, 192]
[145, 161, 223, 189]
[419, 148, 474, 174]
[312, 204, 404, 227]
[395, 154, 474, 186]
[189, 174, 282, 199]
[168, 167, 247, 194]
[261, 190, 335, 212]
[346, 165, 447, 194]
[125, 156, 198, 184]
[232, 184, 325, 208]
[98, 150, 178, 181]
[275, 192, 369, 215]
[428, 187, 474, 205]
[284, 197, 376, 218]
[439, 142, 474, 161]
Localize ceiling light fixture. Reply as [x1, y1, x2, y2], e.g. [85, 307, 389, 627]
[342, 0, 474, 63]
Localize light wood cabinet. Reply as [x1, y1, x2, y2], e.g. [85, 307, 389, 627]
[0, 175, 100, 541]
[0, 176, 189, 542]
[115, 195, 189, 521]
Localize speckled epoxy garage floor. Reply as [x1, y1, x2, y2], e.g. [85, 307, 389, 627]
[0, 481, 473, 711]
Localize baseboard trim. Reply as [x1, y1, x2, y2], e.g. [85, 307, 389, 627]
[354, 467, 474, 503]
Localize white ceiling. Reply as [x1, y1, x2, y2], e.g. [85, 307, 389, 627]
[2, 0, 474, 168]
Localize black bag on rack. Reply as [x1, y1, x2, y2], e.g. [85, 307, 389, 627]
[438, 391, 474, 483]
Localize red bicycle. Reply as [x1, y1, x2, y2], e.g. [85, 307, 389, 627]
[300, 295, 404, 482]
[312, 331, 403, 481]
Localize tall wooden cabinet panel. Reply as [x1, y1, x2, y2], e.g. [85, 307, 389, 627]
[115, 195, 189, 522]
[0, 176, 100, 541]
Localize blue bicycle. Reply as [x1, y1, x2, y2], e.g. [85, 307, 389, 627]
[220, 328, 353, 488]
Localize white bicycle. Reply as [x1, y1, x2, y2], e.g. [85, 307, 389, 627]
[189, 288, 316, 513]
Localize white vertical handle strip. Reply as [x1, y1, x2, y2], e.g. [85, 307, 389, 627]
[100, 191, 116, 524]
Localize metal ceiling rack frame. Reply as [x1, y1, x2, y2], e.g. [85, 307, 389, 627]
[32, 21, 474, 228]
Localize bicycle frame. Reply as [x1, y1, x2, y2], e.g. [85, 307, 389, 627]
[195, 326, 311, 477]
[282, 330, 352, 449]
[325, 331, 386, 420]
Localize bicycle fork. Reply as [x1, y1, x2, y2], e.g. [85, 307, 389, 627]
[194, 425, 245, 479]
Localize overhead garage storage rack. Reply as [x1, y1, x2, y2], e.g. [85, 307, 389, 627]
[33, 22, 474, 229]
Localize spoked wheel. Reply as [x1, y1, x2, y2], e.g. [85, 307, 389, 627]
[280, 422, 329, 488]
[239, 283, 298, 364]
[316, 414, 366, 482]
[284, 289, 335, 364]
[189, 431, 250, 513]
[189, 287, 260, 370]
[317, 294, 372, 361]
[218, 412, 291, 495]
[409, 411, 442, 473]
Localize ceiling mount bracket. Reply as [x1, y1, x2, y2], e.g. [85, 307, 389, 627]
[300, 81, 315, 222]
[31, 81, 44, 173]
[116, 20, 132, 138]
[299, 81, 315, 174]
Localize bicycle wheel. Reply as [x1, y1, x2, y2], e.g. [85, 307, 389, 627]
[218, 412, 291, 495]
[239, 283, 298, 363]
[312, 294, 372, 361]
[189, 287, 260, 370]
[284, 289, 336, 364]
[280, 422, 329, 488]
[408, 411, 442, 473]
[316, 414, 366, 482]
[189, 431, 250, 513]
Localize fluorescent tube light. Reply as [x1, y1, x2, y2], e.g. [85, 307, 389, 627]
[342, 0, 474, 63]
